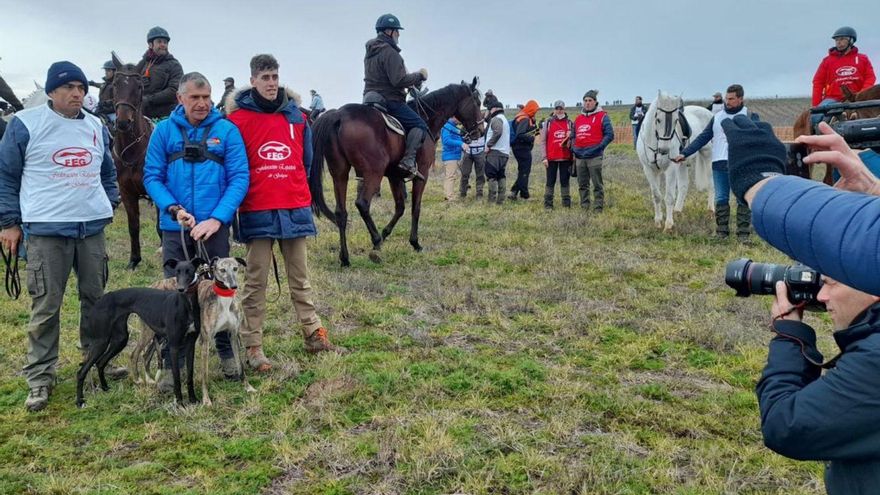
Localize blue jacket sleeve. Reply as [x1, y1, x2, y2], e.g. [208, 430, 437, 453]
[757, 321, 880, 461]
[441, 124, 463, 149]
[142, 123, 178, 213]
[303, 122, 313, 177]
[599, 114, 614, 149]
[209, 125, 249, 223]
[100, 126, 119, 207]
[0, 118, 28, 227]
[753, 176, 880, 296]
[681, 117, 714, 157]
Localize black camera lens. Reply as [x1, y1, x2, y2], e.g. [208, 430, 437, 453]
[725, 258, 825, 310]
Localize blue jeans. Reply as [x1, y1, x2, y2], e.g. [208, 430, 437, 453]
[712, 161, 745, 206]
[385, 101, 429, 132]
[810, 98, 839, 129]
[632, 123, 641, 148]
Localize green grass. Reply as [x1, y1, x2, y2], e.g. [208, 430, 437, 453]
[0, 147, 827, 494]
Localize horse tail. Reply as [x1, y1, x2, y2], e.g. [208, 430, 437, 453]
[309, 109, 340, 223]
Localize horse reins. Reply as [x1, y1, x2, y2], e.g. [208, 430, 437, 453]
[1, 243, 20, 299]
[641, 106, 686, 169]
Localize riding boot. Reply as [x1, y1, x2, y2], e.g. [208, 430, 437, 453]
[736, 204, 752, 241]
[715, 203, 730, 239]
[487, 179, 498, 204]
[561, 186, 572, 208]
[399, 127, 426, 180]
[543, 185, 554, 209]
[496, 178, 506, 205]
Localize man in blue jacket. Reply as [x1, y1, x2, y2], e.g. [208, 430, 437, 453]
[0, 61, 120, 412]
[440, 117, 466, 201]
[143, 71, 249, 390]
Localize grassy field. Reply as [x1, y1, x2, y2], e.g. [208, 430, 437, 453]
[0, 145, 831, 494]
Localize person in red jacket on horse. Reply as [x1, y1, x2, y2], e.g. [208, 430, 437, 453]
[811, 26, 875, 126]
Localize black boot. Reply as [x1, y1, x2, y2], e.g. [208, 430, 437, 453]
[736, 204, 752, 242]
[715, 203, 730, 239]
[544, 186, 554, 209]
[399, 128, 426, 180]
[561, 185, 572, 208]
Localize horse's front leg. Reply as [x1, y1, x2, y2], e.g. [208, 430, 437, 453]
[673, 162, 689, 213]
[409, 175, 427, 252]
[354, 175, 384, 252]
[645, 168, 664, 228]
[663, 168, 677, 231]
[121, 187, 142, 270]
[381, 177, 407, 241]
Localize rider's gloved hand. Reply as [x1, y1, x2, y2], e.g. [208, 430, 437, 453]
[721, 114, 786, 203]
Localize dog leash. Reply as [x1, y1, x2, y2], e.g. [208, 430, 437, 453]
[1, 243, 20, 299]
[269, 242, 282, 303]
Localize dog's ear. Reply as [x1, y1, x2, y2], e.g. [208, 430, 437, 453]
[164, 259, 178, 269]
[192, 257, 207, 268]
[235, 257, 247, 267]
[210, 256, 220, 267]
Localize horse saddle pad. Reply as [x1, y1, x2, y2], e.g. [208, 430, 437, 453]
[381, 113, 405, 136]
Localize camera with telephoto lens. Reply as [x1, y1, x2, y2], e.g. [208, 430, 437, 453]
[725, 258, 825, 311]
[811, 99, 880, 152]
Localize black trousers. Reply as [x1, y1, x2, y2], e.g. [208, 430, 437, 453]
[510, 146, 533, 198]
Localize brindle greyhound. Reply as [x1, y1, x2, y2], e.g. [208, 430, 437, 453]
[77, 259, 202, 407]
[132, 257, 254, 406]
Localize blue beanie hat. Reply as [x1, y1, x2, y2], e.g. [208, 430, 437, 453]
[45, 61, 89, 95]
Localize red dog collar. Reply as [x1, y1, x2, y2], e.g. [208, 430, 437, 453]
[213, 284, 236, 298]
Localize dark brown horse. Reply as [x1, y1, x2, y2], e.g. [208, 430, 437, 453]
[791, 84, 880, 184]
[111, 53, 154, 269]
[309, 78, 483, 266]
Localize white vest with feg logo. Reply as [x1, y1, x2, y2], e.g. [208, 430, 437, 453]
[14, 104, 113, 223]
[710, 106, 748, 163]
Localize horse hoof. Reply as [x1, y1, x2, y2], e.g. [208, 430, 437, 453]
[368, 251, 382, 263]
[127, 260, 140, 270]
[410, 241, 422, 252]
[341, 259, 351, 268]
[77, 401, 86, 409]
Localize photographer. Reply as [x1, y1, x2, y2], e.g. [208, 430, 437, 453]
[723, 116, 880, 296]
[757, 275, 880, 493]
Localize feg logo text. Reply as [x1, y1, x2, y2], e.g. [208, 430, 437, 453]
[258, 141, 292, 161]
[52, 148, 93, 168]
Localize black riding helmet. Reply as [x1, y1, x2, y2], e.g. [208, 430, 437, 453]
[102, 60, 115, 70]
[832, 26, 857, 44]
[375, 14, 403, 32]
[147, 26, 170, 43]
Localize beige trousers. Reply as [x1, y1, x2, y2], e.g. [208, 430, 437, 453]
[443, 159, 460, 200]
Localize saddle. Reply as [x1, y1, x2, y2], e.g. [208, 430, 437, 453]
[363, 91, 405, 136]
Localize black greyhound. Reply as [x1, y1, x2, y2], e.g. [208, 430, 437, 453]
[76, 258, 206, 407]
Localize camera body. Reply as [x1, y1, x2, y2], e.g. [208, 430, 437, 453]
[725, 258, 825, 310]
[183, 143, 207, 162]
[811, 99, 880, 151]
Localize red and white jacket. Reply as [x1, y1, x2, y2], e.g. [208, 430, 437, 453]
[812, 46, 876, 106]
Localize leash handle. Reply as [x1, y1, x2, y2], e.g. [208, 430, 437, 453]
[1, 243, 21, 300]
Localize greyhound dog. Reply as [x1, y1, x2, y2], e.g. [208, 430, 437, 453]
[131, 257, 254, 406]
[76, 259, 202, 407]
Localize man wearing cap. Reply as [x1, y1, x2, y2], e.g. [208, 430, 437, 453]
[813, 27, 875, 109]
[0, 61, 120, 412]
[573, 90, 614, 211]
[136, 26, 184, 120]
[483, 89, 499, 110]
[629, 96, 647, 148]
[483, 100, 510, 204]
[309, 89, 325, 121]
[216, 77, 235, 115]
[363, 13, 429, 180]
[89, 60, 117, 125]
[541, 101, 574, 209]
[706, 92, 724, 114]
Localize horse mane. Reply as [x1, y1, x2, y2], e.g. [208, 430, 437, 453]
[408, 83, 471, 113]
[117, 63, 138, 74]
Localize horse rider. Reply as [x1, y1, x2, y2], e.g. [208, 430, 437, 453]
[216, 77, 235, 115]
[309, 89, 325, 121]
[0, 72, 24, 112]
[90, 60, 117, 127]
[136, 26, 184, 120]
[811, 26, 875, 127]
[363, 13, 429, 180]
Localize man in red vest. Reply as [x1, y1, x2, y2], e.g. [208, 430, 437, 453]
[813, 26, 875, 108]
[227, 54, 346, 372]
[572, 90, 614, 211]
[540, 100, 574, 209]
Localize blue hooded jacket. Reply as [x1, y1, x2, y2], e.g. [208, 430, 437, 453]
[143, 105, 249, 232]
[441, 120, 464, 161]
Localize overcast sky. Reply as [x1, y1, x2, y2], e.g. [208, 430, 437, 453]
[1, 0, 877, 108]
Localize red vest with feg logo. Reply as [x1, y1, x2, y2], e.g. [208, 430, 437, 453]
[545, 117, 573, 161]
[574, 111, 607, 149]
[227, 109, 310, 212]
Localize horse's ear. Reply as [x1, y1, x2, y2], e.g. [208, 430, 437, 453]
[34, 81, 42, 90]
[111, 51, 123, 70]
[471, 76, 479, 90]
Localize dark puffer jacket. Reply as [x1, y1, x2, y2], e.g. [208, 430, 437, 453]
[363, 33, 424, 103]
[135, 51, 183, 119]
[757, 302, 880, 495]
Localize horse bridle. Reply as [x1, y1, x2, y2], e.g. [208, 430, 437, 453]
[641, 105, 685, 169]
[112, 71, 149, 168]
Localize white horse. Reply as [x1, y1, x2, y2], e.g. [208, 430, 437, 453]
[636, 91, 714, 231]
[2, 82, 48, 124]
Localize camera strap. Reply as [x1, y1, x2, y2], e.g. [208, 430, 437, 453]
[167, 123, 225, 164]
[770, 305, 842, 369]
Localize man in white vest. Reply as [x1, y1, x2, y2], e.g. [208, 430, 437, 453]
[674, 84, 756, 241]
[0, 61, 119, 412]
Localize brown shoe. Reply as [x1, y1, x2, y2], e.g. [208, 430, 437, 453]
[246, 346, 272, 372]
[304, 327, 348, 354]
